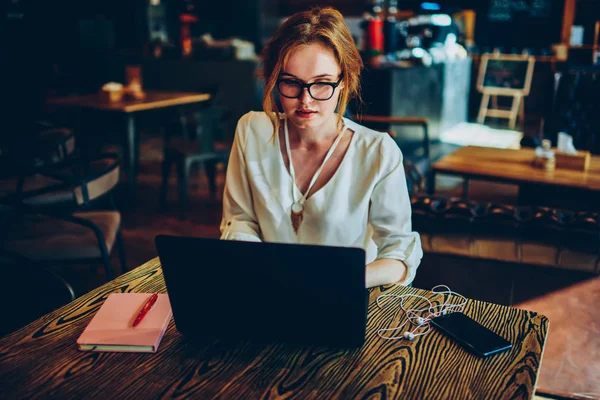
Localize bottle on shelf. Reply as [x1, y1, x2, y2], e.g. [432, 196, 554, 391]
[361, 0, 385, 67]
[384, 0, 398, 56]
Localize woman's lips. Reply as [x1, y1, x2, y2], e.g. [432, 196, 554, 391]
[296, 110, 317, 118]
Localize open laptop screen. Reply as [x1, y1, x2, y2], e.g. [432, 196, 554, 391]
[155, 235, 368, 347]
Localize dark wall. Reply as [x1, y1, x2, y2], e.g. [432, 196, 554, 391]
[180, 0, 265, 51]
[573, 0, 600, 45]
[5, 0, 149, 103]
[473, 0, 564, 51]
[5, 0, 57, 142]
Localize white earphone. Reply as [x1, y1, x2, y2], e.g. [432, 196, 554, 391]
[376, 285, 466, 341]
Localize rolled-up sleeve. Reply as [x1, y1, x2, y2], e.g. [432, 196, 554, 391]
[220, 116, 262, 242]
[369, 135, 423, 285]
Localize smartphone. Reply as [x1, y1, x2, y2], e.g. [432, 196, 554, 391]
[431, 312, 513, 357]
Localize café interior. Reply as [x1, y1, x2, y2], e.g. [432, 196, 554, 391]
[2, 0, 599, 399]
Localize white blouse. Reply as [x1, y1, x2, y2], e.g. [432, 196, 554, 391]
[220, 111, 423, 285]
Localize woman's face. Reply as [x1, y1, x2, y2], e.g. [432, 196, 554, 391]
[278, 42, 344, 131]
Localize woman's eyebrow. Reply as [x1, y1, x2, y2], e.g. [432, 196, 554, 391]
[280, 72, 336, 80]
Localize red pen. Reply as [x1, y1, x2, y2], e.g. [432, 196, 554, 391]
[132, 293, 158, 327]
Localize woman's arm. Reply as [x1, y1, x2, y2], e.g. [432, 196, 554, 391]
[220, 115, 261, 242]
[368, 134, 423, 287]
[366, 259, 407, 288]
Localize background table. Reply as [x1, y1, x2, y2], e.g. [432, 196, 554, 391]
[0, 258, 548, 399]
[432, 146, 600, 210]
[47, 91, 211, 193]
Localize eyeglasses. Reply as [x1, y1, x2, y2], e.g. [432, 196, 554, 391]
[277, 75, 343, 101]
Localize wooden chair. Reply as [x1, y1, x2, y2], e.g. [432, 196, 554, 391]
[0, 153, 127, 281]
[353, 115, 432, 194]
[0, 123, 77, 204]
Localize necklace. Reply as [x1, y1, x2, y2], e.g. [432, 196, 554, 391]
[284, 118, 346, 234]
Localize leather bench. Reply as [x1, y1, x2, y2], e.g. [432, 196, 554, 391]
[410, 195, 600, 305]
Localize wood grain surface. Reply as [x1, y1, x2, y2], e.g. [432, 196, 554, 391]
[0, 257, 548, 400]
[47, 92, 211, 113]
[433, 146, 600, 191]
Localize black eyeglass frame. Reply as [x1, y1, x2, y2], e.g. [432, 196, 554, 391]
[276, 74, 344, 101]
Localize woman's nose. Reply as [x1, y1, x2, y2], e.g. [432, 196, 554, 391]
[299, 87, 313, 103]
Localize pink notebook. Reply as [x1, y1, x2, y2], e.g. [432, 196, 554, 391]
[77, 293, 172, 353]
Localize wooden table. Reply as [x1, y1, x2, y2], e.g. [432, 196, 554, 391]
[516, 277, 600, 399]
[0, 258, 548, 399]
[432, 146, 600, 205]
[47, 91, 211, 193]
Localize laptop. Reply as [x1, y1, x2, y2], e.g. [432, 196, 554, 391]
[155, 235, 369, 347]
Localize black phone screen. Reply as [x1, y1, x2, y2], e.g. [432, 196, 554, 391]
[431, 312, 513, 357]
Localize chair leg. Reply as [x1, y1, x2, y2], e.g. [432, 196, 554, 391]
[205, 160, 217, 197]
[98, 239, 114, 281]
[86, 218, 114, 281]
[159, 154, 173, 211]
[427, 170, 436, 195]
[116, 228, 127, 273]
[176, 158, 190, 220]
[90, 263, 99, 275]
[191, 163, 201, 190]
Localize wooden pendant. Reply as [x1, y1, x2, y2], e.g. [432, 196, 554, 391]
[290, 202, 304, 234]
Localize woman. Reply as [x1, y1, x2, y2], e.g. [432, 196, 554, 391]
[220, 7, 422, 287]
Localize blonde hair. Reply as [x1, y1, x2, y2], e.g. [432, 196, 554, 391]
[260, 7, 363, 137]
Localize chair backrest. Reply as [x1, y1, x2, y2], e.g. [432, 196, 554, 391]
[353, 115, 431, 160]
[0, 250, 76, 337]
[12, 153, 121, 211]
[35, 128, 76, 166]
[72, 154, 120, 206]
[1, 125, 76, 175]
[189, 107, 229, 151]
